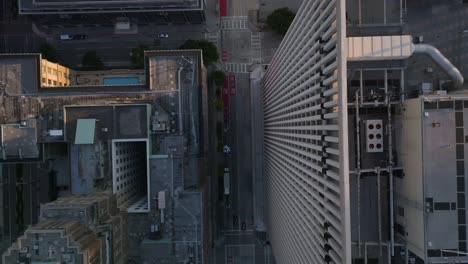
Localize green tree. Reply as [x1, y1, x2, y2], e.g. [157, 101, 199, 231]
[81, 50, 104, 69]
[39, 43, 59, 63]
[179, 39, 219, 65]
[215, 99, 223, 110]
[131, 45, 148, 68]
[267, 8, 295, 35]
[211, 70, 226, 86]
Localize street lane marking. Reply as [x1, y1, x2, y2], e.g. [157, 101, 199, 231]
[224, 63, 250, 73]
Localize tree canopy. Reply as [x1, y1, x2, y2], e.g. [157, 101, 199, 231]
[39, 43, 59, 63]
[131, 45, 148, 68]
[214, 99, 223, 110]
[211, 70, 226, 86]
[179, 39, 219, 65]
[267, 8, 295, 35]
[81, 50, 104, 69]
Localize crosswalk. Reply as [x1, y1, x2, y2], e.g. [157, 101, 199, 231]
[251, 33, 261, 51]
[221, 16, 249, 30]
[251, 32, 262, 61]
[224, 63, 250, 73]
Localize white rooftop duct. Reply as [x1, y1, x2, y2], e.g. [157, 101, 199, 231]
[346, 35, 464, 89]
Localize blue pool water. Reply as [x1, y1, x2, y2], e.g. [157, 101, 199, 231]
[103, 77, 139, 85]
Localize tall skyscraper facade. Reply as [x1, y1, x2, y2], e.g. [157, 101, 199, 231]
[262, 0, 350, 263]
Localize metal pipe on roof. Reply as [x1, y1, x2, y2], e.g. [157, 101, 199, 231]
[387, 92, 395, 256]
[377, 166, 382, 256]
[355, 89, 362, 257]
[413, 44, 465, 90]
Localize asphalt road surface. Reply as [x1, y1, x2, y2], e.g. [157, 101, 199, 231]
[51, 25, 211, 66]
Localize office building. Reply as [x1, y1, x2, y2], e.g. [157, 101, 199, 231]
[262, 0, 467, 263]
[2, 221, 101, 264]
[262, 0, 349, 263]
[18, 0, 205, 26]
[3, 192, 127, 263]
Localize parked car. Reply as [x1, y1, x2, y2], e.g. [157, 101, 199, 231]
[60, 34, 87, 40]
[60, 34, 73, 40]
[159, 33, 169, 38]
[72, 34, 87, 40]
[241, 222, 246, 231]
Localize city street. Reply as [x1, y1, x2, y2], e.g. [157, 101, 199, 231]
[212, 0, 272, 262]
[0, 0, 43, 54]
[50, 24, 214, 66]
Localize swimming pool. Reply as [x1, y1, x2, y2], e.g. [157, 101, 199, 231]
[103, 76, 140, 85]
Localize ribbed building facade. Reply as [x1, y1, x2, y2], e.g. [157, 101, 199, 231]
[262, 0, 350, 263]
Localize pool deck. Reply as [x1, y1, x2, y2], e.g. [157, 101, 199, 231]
[103, 77, 140, 85]
[75, 69, 145, 86]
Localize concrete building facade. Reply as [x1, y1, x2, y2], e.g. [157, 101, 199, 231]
[40, 59, 75, 87]
[262, 0, 468, 263]
[111, 140, 149, 211]
[2, 221, 101, 264]
[18, 0, 205, 26]
[38, 192, 128, 264]
[261, 0, 350, 263]
[3, 192, 127, 264]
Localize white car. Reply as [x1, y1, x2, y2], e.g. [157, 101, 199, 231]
[159, 33, 169, 38]
[223, 145, 231, 154]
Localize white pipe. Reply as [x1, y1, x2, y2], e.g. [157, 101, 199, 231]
[350, 167, 403, 174]
[364, 242, 368, 264]
[358, 0, 362, 25]
[400, 69, 405, 104]
[413, 44, 464, 89]
[405, 244, 409, 264]
[399, 0, 403, 24]
[388, 95, 395, 256]
[351, 241, 405, 246]
[355, 90, 362, 257]
[377, 167, 382, 256]
[384, 69, 388, 105]
[359, 70, 364, 105]
[177, 67, 183, 133]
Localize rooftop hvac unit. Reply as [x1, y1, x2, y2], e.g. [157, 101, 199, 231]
[421, 82, 433, 94]
[364, 120, 383, 153]
[49, 130, 63, 136]
[19, 247, 28, 253]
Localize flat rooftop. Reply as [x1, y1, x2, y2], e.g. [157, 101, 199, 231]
[0, 51, 203, 96]
[64, 104, 150, 143]
[1, 123, 39, 159]
[0, 55, 40, 95]
[19, 0, 202, 13]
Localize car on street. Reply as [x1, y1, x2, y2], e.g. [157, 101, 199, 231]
[72, 34, 87, 40]
[159, 33, 169, 38]
[60, 34, 73, 40]
[60, 34, 87, 40]
[241, 222, 246, 231]
[224, 170, 230, 195]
